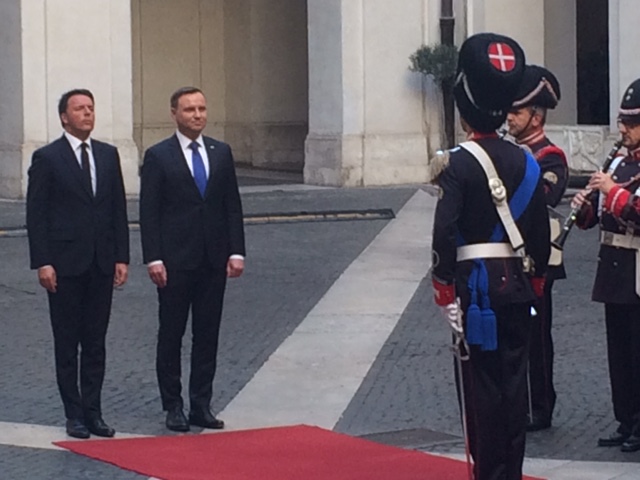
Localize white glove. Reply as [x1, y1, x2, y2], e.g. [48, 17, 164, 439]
[440, 301, 463, 335]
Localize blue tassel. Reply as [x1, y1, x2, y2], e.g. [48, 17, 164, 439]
[480, 308, 497, 351]
[466, 304, 483, 345]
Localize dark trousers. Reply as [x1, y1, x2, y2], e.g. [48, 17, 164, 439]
[156, 265, 227, 412]
[47, 262, 114, 420]
[457, 303, 532, 480]
[604, 303, 640, 432]
[527, 279, 556, 422]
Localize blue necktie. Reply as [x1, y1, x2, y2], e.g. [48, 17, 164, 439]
[190, 142, 207, 197]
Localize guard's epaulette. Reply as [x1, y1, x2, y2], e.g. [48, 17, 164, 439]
[427, 148, 452, 184]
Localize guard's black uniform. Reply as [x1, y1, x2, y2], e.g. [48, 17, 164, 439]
[433, 135, 550, 480]
[577, 147, 640, 446]
[528, 135, 568, 427]
[431, 33, 550, 480]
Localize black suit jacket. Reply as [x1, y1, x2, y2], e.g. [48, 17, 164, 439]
[139, 134, 245, 271]
[26, 136, 130, 276]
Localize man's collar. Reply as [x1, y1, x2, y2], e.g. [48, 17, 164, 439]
[176, 130, 204, 150]
[468, 131, 499, 140]
[63, 131, 92, 150]
[629, 145, 640, 161]
[516, 129, 545, 146]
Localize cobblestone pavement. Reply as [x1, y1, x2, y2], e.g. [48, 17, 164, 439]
[0, 180, 638, 479]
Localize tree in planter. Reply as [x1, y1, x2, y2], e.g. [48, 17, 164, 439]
[409, 43, 458, 149]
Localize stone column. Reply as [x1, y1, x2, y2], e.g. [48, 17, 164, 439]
[305, 0, 434, 187]
[475, 0, 545, 64]
[0, 0, 138, 198]
[609, 0, 640, 129]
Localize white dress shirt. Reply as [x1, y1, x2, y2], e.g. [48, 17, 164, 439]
[64, 131, 96, 194]
[175, 130, 210, 179]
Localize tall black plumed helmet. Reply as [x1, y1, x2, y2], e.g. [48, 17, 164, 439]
[453, 32, 526, 132]
[512, 65, 561, 110]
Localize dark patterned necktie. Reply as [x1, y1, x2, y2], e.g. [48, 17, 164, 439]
[80, 142, 93, 195]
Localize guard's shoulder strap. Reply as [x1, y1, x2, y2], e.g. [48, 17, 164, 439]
[460, 141, 539, 251]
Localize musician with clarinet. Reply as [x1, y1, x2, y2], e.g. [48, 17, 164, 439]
[507, 65, 568, 432]
[572, 78, 640, 453]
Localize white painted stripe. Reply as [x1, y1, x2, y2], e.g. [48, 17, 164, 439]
[218, 190, 435, 430]
[0, 421, 149, 451]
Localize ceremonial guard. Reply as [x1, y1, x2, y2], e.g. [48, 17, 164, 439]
[431, 34, 550, 480]
[573, 78, 640, 453]
[507, 65, 569, 431]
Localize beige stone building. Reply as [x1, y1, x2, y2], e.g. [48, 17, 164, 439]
[0, 0, 633, 198]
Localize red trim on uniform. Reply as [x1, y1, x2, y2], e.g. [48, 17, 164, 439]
[432, 279, 455, 306]
[469, 132, 499, 140]
[530, 277, 545, 298]
[631, 147, 640, 161]
[604, 184, 631, 217]
[534, 145, 568, 166]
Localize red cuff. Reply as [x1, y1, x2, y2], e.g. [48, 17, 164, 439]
[530, 277, 545, 298]
[604, 185, 631, 217]
[433, 278, 455, 306]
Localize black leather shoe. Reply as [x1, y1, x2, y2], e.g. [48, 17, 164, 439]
[66, 418, 90, 439]
[526, 414, 551, 432]
[598, 430, 631, 447]
[166, 407, 190, 432]
[189, 409, 224, 429]
[86, 417, 115, 437]
[621, 435, 640, 452]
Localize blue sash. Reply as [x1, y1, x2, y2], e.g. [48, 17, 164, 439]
[460, 151, 540, 351]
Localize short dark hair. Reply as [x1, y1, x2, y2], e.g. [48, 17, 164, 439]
[58, 89, 94, 116]
[170, 86, 203, 109]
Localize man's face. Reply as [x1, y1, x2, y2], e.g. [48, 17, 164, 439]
[618, 119, 640, 151]
[506, 106, 540, 139]
[61, 94, 95, 139]
[172, 92, 207, 139]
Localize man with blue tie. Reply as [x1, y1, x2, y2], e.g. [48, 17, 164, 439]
[139, 86, 246, 432]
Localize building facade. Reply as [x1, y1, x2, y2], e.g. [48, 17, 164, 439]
[0, 0, 634, 198]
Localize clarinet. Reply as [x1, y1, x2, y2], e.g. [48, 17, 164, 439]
[552, 139, 623, 249]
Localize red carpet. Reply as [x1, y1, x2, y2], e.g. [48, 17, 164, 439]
[55, 425, 544, 480]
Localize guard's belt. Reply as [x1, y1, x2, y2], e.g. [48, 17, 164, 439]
[456, 242, 519, 262]
[600, 231, 640, 297]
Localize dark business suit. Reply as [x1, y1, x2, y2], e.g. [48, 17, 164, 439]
[26, 135, 129, 420]
[139, 134, 245, 412]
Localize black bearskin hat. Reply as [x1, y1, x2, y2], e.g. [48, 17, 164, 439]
[453, 33, 526, 132]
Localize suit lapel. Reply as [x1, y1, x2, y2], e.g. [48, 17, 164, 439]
[59, 136, 93, 198]
[92, 140, 105, 199]
[169, 135, 202, 199]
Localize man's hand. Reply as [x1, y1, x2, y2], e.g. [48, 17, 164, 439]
[38, 266, 57, 293]
[588, 171, 616, 195]
[571, 189, 590, 209]
[441, 301, 463, 335]
[114, 263, 128, 287]
[148, 263, 167, 288]
[227, 258, 244, 278]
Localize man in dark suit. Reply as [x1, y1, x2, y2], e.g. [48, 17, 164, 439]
[26, 89, 129, 439]
[139, 86, 245, 432]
